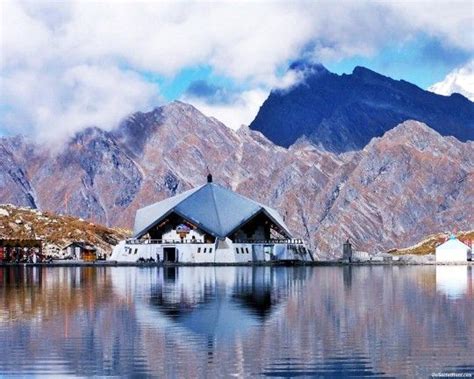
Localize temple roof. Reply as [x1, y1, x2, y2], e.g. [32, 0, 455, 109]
[133, 183, 292, 239]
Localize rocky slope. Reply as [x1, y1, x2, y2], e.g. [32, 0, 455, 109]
[0, 204, 129, 255]
[390, 230, 473, 256]
[249, 63, 474, 152]
[0, 102, 473, 258]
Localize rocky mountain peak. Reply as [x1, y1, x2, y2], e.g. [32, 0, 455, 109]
[161, 100, 224, 130]
[69, 126, 111, 145]
[369, 120, 474, 161]
[249, 65, 474, 152]
[370, 120, 441, 147]
[1, 102, 472, 259]
[351, 66, 391, 82]
[289, 60, 330, 76]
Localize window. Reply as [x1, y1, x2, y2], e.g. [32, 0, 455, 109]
[134, 248, 138, 255]
[209, 248, 213, 253]
[236, 248, 239, 254]
[204, 248, 207, 253]
[197, 247, 201, 253]
[246, 248, 250, 254]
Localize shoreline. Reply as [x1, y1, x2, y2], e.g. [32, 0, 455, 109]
[1, 261, 473, 268]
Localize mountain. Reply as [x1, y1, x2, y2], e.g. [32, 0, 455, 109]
[1, 102, 473, 258]
[249, 63, 474, 152]
[309, 121, 474, 255]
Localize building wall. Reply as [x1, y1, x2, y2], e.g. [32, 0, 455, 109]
[353, 251, 370, 261]
[109, 239, 312, 263]
[436, 240, 469, 262]
[64, 245, 82, 259]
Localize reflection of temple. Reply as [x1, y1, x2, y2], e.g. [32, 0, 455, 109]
[138, 267, 305, 342]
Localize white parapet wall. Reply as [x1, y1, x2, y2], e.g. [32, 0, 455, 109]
[109, 238, 312, 263]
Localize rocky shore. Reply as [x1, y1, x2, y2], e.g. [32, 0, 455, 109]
[0, 204, 129, 257]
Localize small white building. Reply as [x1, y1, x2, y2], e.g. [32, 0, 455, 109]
[435, 236, 470, 263]
[352, 251, 370, 262]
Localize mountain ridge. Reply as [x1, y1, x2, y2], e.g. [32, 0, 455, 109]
[1, 102, 472, 258]
[249, 64, 474, 152]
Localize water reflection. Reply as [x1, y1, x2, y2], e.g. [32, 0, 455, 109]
[132, 267, 304, 344]
[0, 266, 473, 377]
[436, 266, 474, 299]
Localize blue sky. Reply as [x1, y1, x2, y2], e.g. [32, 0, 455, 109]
[1, 1, 472, 141]
[158, 33, 468, 102]
[327, 34, 471, 89]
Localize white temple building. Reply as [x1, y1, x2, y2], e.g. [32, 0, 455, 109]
[435, 235, 470, 263]
[109, 175, 313, 263]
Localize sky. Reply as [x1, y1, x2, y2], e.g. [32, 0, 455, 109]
[0, 0, 473, 142]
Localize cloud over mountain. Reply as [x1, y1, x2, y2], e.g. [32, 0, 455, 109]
[429, 60, 474, 101]
[1, 0, 473, 139]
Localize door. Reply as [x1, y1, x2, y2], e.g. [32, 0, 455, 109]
[263, 245, 273, 261]
[163, 247, 176, 263]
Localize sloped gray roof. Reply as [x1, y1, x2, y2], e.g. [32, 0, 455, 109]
[133, 183, 292, 239]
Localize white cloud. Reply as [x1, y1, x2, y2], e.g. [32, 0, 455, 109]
[429, 60, 474, 101]
[1, 64, 159, 143]
[385, 1, 474, 52]
[0, 0, 473, 139]
[182, 89, 268, 129]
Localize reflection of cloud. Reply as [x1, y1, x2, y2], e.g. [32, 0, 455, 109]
[436, 266, 469, 299]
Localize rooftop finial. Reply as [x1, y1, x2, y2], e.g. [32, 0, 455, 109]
[205, 164, 213, 183]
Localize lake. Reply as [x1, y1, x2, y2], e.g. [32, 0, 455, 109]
[0, 266, 473, 377]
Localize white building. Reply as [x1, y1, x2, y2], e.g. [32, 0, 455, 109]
[352, 251, 370, 262]
[435, 236, 470, 263]
[109, 176, 313, 263]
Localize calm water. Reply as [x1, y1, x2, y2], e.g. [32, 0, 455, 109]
[0, 266, 473, 378]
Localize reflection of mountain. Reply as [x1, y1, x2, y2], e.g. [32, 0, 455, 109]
[0, 266, 147, 376]
[261, 354, 390, 377]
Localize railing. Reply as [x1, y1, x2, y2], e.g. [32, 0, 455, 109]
[126, 239, 210, 245]
[233, 239, 306, 244]
[125, 238, 306, 245]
